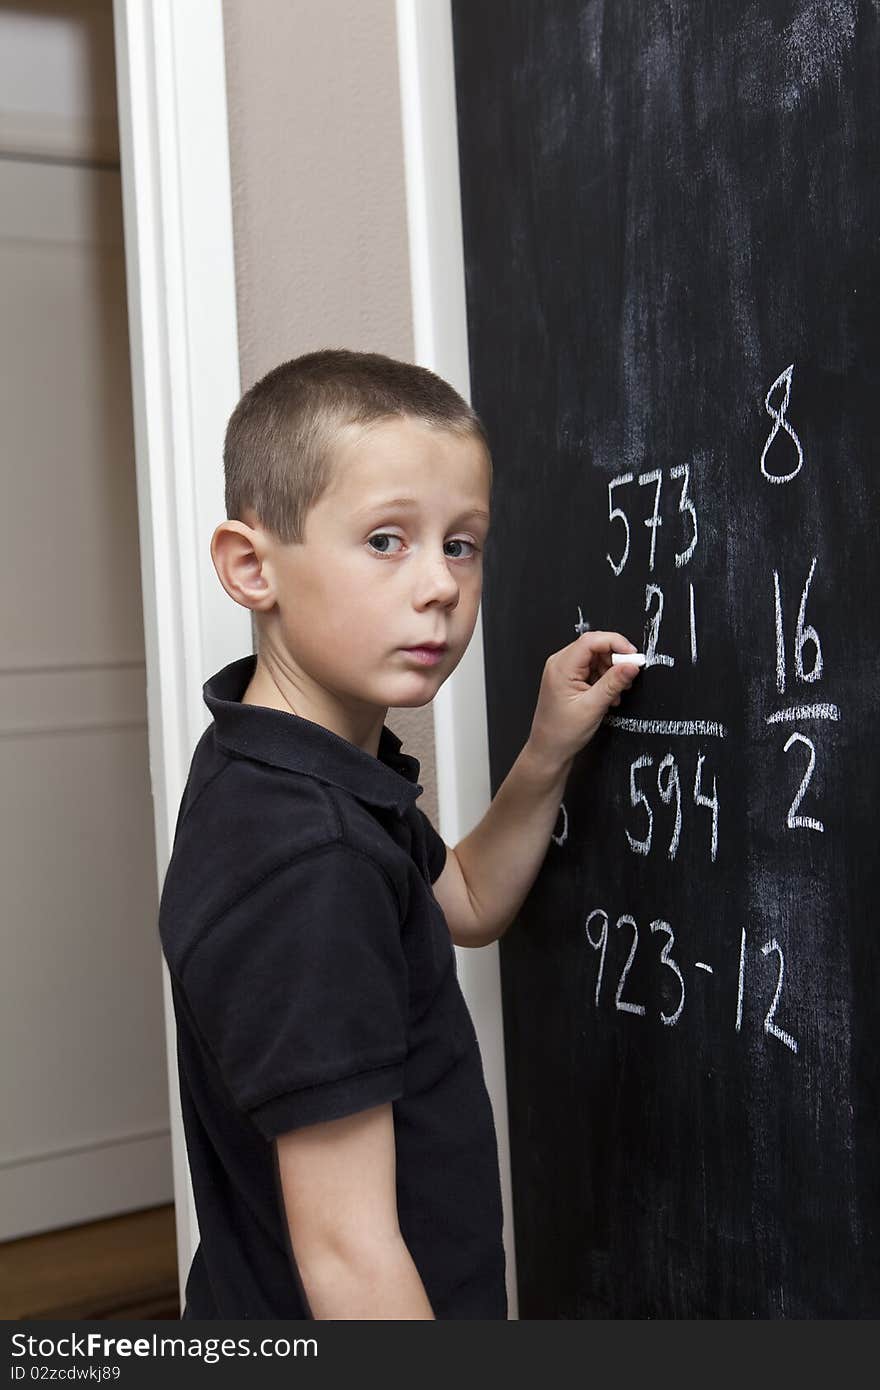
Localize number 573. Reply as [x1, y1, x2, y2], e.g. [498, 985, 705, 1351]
[607, 465, 698, 576]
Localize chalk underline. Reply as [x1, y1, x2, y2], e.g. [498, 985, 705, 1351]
[765, 703, 840, 724]
[605, 704, 840, 738]
[605, 717, 727, 738]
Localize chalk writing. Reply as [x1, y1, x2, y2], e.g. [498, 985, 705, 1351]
[766, 704, 839, 724]
[670, 463, 698, 566]
[606, 718, 727, 737]
[614, 914, 645, 1016]
[689, 581, 697, 663]
[657, 753, 683, 859]
[583, 908, 798, 1053]
[784, 732, 824, 832]
[581, 360, 828, 1067]
[606, 474, 633, 576]
[644, 584, 675, 666]
[625, 755, 653, 855]
[584, 908, 608, 1006]
[735, 930, 798, 1053]
[624, 751, 718, 861]
[638, 469, 663, 571]
[651, 920, 685, 1025]
[693, 753, 719, 861]
[760, 364, 804, 484]
[551, 801, 569, 846]
[773, 557, 823, 693]
[761, 938, 798, 1054]
[606, 463, 701, 575]
[574, 606, 591, 636]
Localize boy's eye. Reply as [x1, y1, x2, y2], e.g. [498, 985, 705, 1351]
[367, 533, 404, 554]
[367, 534, 479, 558]
[444, 538, 478, 559]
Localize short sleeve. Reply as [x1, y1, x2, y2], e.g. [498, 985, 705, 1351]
[418, 807, 448, 883]
[179, 844, 408, 1140]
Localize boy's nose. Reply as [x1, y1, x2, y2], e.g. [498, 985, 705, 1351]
[414, 549, 460, 607]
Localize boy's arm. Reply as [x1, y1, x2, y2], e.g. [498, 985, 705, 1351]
[275, 1102, 435, 1319]
[433, 632, 641, 948]
[433, 743, 571, 948]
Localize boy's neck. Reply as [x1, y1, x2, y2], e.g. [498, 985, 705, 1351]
[241, 655, 388, 759]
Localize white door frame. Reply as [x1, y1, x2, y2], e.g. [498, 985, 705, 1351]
[112, 0, 249, 1300]
[396, 0, 517, 1318]
[114, 0, 516, 1317]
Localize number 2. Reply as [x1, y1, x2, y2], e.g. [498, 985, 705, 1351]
[761, 939, 798, 1054]
[615, 915, 646, 1016]
[784, 732, 824, 832]
[644, 585, 675, 667]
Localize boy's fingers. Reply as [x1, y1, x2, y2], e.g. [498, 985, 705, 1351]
[571, 631, 639, 681]
[593, 661, 641, 705]
[576, 630, 638, 658]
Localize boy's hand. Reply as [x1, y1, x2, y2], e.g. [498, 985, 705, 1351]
[526, 632, 642, 775]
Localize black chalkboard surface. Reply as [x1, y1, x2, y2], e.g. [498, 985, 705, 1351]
[451, 0, 879, 1317]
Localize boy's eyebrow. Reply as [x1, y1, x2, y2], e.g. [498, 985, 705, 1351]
[355, 496, 491, 522]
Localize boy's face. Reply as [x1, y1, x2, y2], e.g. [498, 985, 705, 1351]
[264, 415, 491, 731]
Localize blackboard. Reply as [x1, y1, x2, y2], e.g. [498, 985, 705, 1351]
[451, 0, 879, 1317]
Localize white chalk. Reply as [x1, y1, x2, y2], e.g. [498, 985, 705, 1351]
[611, 652, 646, 666]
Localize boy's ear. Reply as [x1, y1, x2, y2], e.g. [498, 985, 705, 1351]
[210, 519, 277, 612]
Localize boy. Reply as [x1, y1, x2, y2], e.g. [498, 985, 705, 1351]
[159, 349, 640, 1320]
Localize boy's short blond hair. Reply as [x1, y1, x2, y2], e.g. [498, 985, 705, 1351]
[223, 348, 492, 544]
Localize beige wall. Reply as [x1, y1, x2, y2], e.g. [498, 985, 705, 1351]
[222, 0, 439, 818]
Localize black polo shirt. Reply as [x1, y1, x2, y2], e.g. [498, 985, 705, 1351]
[158, 655, 506, 1319]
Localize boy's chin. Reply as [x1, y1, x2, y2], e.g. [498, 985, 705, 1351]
[387, 685, 443, 709]
[384, 671, 450, 708]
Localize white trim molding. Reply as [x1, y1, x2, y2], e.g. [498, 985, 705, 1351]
[1, 1132, 175, 1242]
[112, 0, 250, 1305]
[396, 0, 518, 1320]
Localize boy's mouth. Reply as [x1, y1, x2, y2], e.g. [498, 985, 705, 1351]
[401, 643, 448, 666]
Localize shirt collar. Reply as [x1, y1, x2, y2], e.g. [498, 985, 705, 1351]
[203, 656, 425, 815]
